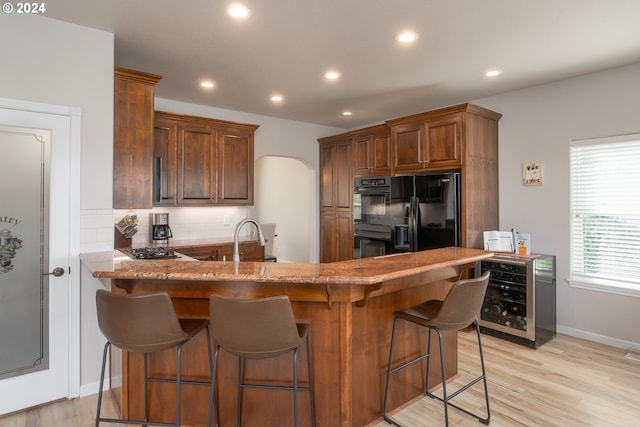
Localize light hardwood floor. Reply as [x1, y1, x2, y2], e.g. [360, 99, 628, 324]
[1, 332, 639, 427]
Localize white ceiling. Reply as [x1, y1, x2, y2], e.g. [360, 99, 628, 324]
[44, 0, 640, 128]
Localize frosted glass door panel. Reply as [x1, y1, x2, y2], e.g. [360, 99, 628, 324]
[0, 127, 50, 380]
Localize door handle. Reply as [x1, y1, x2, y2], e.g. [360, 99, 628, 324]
[43, 267, 65, 277]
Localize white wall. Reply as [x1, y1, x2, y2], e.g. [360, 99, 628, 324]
[475, 62, 640, 350]
[254, 156, 315, 262]
[0, 15, 115, 395]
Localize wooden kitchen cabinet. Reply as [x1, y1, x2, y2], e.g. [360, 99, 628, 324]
[174, 241, 264, 262]
[319, 136, 352, 210]
[318, 134, 354, 262]
[353, 124, 391, 177]
[320, 211, 353, 263]
[152, 116, 178, 205]
[216, 241, 264, 262]
[178, 122, 218, 204]
[217, 125, 255, 205]
[153, 111, 258, 206]
[113, 67, 161, 209]
[389, 110, 462, 173]
[318, 103, 501, 257]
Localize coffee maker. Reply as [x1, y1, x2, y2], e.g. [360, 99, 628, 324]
[150, 213, 172, 245]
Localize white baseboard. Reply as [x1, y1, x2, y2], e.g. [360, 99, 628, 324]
[78, 375, 120, 398]
[557, 325, 640, 352]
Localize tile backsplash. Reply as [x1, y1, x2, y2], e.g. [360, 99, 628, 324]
[82, 206, 250, 252]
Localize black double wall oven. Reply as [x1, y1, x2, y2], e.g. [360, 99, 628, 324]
[353, 173, 462, 259]
[353, 177, 393, 259]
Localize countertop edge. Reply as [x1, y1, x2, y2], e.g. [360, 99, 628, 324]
[81, 247, 494, 286]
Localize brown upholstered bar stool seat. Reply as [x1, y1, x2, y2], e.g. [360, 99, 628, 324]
[208, 294, 315, 427]
[95, 290, 213, 427]
[383, 271, 491, 427]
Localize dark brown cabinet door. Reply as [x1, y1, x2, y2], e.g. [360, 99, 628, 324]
[333, 140, 352, 209]
[113, 68, 161, 209]
[354, 125, 391, 177]
[217, 127, 254, 205]
[392, 122, 425, 173]
[424, 114, 462, 168]
[334, 212, 353, 261]
[320, 211, 353, 263]
[153, 117, 177, 205]
[319, 138, 352, 210]
[177, 124, 217, 204]
[320, 143, 335, 209]
[353, 135, 372, 176]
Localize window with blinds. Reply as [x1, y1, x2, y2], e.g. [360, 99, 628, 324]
[569, 134, 640, 296]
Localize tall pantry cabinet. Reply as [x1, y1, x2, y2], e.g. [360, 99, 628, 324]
[318, 135, 353, 263]
[113, 67, 162, 209]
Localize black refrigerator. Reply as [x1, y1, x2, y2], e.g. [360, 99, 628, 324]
[390, 172, 461, 252]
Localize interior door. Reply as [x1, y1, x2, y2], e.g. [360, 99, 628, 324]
[0, 107, 73, 415]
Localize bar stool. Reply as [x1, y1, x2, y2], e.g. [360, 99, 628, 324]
[95, 290, 214, 427]
[208, 294, 315, 427]
[383, 271, 491, 427]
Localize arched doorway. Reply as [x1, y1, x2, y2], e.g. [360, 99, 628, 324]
[253, 156, 317, 262]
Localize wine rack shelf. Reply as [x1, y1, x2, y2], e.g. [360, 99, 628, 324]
[480, 254, 556, 348]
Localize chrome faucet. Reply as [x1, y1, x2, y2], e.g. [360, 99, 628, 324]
[233, 218, 266, 262]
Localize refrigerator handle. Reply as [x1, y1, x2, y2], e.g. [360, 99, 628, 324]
[409, 196, 419, 251]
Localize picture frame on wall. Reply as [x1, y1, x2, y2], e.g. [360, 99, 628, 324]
[523, 161, 543, 185]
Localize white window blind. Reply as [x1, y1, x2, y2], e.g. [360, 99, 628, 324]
[570, 134, 640, 295]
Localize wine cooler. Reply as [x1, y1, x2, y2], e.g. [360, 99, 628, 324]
[479, 254, 556, 348]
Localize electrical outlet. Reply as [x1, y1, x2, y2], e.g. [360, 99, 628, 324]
[223, 215, 231, 226]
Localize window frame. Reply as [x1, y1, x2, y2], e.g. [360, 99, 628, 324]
[568, 133, 640, 298]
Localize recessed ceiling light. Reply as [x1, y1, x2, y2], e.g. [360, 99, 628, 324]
[200, 81, 215, 89]
[484, 69, 503, 77]
[342, 111, 352, 116]
[270, 94, 283, 102]
[324, 71, 341, 80]
[227, 3, 249, 19]
[395, 31, 418, 44]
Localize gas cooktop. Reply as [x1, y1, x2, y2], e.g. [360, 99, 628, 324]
[120, 247, 178, 260]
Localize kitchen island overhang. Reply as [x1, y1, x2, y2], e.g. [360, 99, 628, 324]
[81, 246, 493, 427]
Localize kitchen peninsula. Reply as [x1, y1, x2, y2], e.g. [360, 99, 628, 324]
[81, 247, 493, 427]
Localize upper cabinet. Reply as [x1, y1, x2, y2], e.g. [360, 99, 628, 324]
[388, 108, 463, 173]
[113, 67, 162, 209]
[319, 136, 352, 211]
[217, 125, 255, 205]
[353, 124, 391, 177]
[153, 111, 258, 206]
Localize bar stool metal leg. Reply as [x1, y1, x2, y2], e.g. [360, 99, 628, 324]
[305, 334, 316, 427]
[237, 358, 244, 427]
[95, 341, 110, 427]
[425, 321, 491, 426]
[210, 344, 223, 427]
[206, 326, 217, 427]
